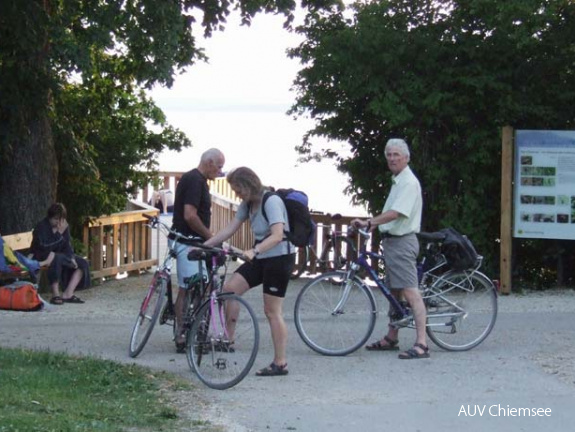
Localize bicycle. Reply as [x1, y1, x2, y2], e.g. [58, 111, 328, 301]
[128, 214, 198, 359]
[128, 215, 260, 389]
[294, 228, 498, 356]
[290, 213, 358, 279]
[184, 243, 260, 390]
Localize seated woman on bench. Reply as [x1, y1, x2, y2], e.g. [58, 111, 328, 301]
[30, 203, 90, 305]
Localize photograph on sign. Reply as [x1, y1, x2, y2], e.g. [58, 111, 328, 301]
[513, 130, 575, 240]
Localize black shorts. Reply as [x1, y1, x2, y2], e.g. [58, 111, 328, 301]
[235, 254, 295, 298]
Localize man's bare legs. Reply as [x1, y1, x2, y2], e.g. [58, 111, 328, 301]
[175, 287, 188, 346]
[370, 288, 428, 355]
[402, 288, 428, 355]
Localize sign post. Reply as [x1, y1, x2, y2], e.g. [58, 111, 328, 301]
[500, 127, 514, 294]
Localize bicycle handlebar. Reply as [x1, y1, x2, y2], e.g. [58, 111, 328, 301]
[143, 214, 204, 246]
[144, 214, 248, 263]
[348, 223, 449, 245]
[187, 243, 248, 263]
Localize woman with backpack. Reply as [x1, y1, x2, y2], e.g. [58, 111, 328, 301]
[203, 167, 295, 376]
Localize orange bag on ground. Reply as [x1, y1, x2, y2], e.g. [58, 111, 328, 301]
[0, 282, 43, 311]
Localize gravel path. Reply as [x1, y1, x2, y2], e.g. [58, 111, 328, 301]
[1, 275, 575, 431]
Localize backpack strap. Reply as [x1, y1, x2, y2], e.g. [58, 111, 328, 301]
[257, 191, 292, 254]
[260, 191, 273, 223]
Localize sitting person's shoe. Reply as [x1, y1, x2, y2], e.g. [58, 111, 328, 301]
[50, 296, 64, 305]
[62, 295, 85, 304]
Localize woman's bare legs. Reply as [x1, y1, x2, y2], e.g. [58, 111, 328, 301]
[263, 293, 287, 366]
[222, 273, 250, 340]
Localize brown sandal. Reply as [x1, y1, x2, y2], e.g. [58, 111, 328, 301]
[366, 336, 399, 351]
[256, 362, 288, 377]
[398, 343, 430, 359]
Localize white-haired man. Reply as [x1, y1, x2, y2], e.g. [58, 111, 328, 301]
[352, 138, 428, 359]
[171, 148, 225, 352]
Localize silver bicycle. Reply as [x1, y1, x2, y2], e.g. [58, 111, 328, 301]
[294, 228, 498, 356]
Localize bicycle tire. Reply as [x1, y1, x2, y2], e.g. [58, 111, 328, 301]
[319, 237, 357, 273]
[290, 246, 309, 280]
[294, 271, 377, 356]
[183, 279, 209, 370]
[425, 270, 497, 351]
[187, 293, 259, 390]
[129, 274, 167, 358]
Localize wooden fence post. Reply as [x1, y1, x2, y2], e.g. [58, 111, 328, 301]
[500, 126, 514, 294]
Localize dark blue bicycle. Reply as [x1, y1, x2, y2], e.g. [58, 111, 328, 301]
[294, 228, 498, 356]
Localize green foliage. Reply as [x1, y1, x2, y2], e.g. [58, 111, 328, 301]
[53, 79, 191, 230]
[1, 0, 342, 234]
[289, 0, 575, 276]
[0, 347, 194, 431]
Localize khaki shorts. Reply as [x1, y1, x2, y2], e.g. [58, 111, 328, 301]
[382, 233, 419, 289]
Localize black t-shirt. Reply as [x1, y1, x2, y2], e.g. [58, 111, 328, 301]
[171, 168, 211, 238]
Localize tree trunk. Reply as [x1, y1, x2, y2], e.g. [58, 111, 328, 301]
[0, 110, 57, 235]
[0, 0, 58, 235]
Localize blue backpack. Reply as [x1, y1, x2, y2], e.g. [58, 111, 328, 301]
[261, 189, 315, 247]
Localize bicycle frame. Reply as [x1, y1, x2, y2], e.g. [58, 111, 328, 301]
[350, 248, 411, 319]
[345, 229, 480, 327]
[186, 245, 244, 343]
[206, 254, 231, 343]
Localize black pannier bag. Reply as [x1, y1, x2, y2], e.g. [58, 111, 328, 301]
[439, 228, 478, 271]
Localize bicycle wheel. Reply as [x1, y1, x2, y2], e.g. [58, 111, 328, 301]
[294, 271, 377, 356]
[129, 273, 167, 358]
[176, 277, 205, 335]
[425, 270, 497, 351]
[183, 279, 209, 370]
[187, 293, 259, 390]
[290, 246, 309, 279]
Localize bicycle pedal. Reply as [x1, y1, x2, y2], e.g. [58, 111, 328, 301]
[159, 306, 175, 325]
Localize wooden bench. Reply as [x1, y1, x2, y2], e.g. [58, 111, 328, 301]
[1, 231, 49, 290]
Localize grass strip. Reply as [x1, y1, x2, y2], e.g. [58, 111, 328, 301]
[0, 347, 192, 431]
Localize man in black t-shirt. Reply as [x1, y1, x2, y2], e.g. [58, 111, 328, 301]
[171, 148, 225, 352]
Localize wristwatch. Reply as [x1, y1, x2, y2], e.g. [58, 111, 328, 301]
[253, 246, 261, 256]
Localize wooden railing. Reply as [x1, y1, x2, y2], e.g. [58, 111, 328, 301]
[80, 173, 369, 281]
[83, 201, 159, 280]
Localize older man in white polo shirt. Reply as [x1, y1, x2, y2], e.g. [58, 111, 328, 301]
[352, 138, 428, 359]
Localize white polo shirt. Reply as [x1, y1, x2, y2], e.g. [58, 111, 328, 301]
[378, 165, 422, 236]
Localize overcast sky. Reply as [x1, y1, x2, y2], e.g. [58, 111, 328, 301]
[150, 11, 367, 216]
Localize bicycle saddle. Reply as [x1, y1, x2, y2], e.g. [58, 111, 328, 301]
[416, 231, 446, 243]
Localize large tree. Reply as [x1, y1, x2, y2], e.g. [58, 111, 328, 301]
[289, 0, 575, 273]
[0, 0, 341, 235]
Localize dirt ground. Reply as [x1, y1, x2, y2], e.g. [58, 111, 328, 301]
[2, 274, 575, 432]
